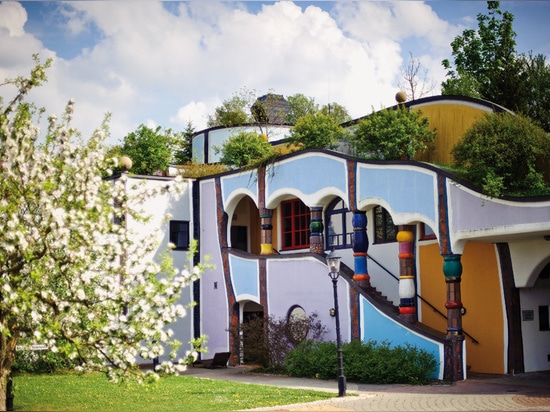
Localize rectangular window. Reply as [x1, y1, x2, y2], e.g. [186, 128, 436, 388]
[170, 220, 190, 250]
[539, 306, 550, 331]
[281, 199, 310, 250]
[374, 206, 397, 244]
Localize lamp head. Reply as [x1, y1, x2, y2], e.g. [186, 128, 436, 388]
[326, 248, 341, 279]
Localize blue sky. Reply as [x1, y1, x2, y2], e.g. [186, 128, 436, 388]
[1, 1, 548, 145]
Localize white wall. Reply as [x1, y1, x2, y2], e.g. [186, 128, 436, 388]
[126, 176, 195, 362]
[519, 287, 550, 372]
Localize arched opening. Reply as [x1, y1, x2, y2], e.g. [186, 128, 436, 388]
[240, 301, 264, 364]
[229, 196, 261, 254]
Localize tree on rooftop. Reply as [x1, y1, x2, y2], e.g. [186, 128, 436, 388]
[217, 131, 275, 169]
[0, 55, 208, 410]
[287, 112, 346, 151]
[285, 93, 318, 125]
[121, 124, 174, 175]
[173, 121, 195, 165]
[451, 112, 550, 197]
[351, 105, 436, 160]
[206, 88, 256, 128]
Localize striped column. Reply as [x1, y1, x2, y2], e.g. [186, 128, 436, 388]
[443, 254, 464, 335]
[309, 206, 324, 254]
[352, 211, 370, 288]
[397, 225, 417, 323]
[260, 208, 273, 255]
[443, 254, 465, 381]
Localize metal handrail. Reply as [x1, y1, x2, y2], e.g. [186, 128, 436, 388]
[367, 254, 479, 344]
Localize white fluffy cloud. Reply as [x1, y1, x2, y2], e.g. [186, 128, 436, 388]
[0, 1, 460, 144]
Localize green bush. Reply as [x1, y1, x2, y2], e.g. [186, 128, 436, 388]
[228, 313, 327, 371]
[451, 112, 550, 197]
[287, 112, 346, 150]
[13, 348, 79, 374]
[351, 106, 436, 160]
[217, 131, 275, 169]
[285, 339, 437, 385]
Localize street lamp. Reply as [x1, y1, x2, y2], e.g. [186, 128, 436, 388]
[326, 249, 346, 397]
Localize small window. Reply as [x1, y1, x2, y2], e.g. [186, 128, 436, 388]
[374, 206, 397, 244]
[170, 220, 190, 250]
[281, 198, 310, 250]
[539, 306, 550, 331]
[420, 223, 436, 240]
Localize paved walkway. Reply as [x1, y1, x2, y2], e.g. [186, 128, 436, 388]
[182, 365, 550, 411]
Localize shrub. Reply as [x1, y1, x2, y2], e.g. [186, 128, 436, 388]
[13, 347, 79, 374]
[229, 313, 327, 371]
[351, 106, 436, 160]
[285, 339, 437, 385]
[287, 113, 346, 150]
[217, 131, 275, 169]
[451, 112, 550, 197]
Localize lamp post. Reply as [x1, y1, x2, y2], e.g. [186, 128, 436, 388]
[326, 249, 346, 397]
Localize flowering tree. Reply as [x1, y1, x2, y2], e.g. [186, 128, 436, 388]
[0, 56, 206, 410]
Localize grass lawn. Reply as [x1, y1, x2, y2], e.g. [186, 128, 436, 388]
[13, 372, 334, 411]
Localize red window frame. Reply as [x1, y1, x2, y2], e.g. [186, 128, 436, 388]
[281, 198, 310, 250]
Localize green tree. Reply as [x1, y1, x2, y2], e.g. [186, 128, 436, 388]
[121, 125, 173, 175]
[442, 1, 523, 108]
[286, 93, 318, 125]
[320, 102, 352, 125]
[451, 112, 550, 197]
[173, 121, 195, 164]
[521, 53, 550, 132]
[207, 88, 255, 127]
[217, 131, 275, 169]
[287, 112, 345, 150]
[351, 106, 436, 160]
[0, 56, 209, 408]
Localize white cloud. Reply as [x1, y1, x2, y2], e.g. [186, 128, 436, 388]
[0, 2, 26, 36]
[0, 1, 469, 145]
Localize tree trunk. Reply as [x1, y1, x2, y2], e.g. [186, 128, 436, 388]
[0, 368, 9, 412]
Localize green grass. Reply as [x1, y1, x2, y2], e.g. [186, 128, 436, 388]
[13, 372, 334, 411]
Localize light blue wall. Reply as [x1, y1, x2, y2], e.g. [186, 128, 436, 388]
[221, 171, 258, 207]
[357, 166, 437, 222]
[361, 297, 444, 379]
[267, 154, 347, 201]
[229, 255, 260, 301]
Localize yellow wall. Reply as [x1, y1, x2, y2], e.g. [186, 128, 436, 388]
[419, 242, 505, 374]
[414, 104, 491, 165]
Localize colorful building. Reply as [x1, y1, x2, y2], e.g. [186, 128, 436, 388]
[145, 96, 550, 380]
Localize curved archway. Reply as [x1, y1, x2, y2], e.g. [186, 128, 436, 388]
[228, 195, 261, 254]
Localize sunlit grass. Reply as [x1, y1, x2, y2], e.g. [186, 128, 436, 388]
[13, 372, 334, 411]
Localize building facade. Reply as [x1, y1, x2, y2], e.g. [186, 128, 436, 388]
[147, 96, 550, 380]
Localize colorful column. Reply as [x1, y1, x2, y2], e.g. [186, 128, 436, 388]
[352, 211, 370, 288]
[260, 208, 273, 255]
[443, 254, 465, 381]
[309, 206, 324, 254]
[397, 225, 417, 323]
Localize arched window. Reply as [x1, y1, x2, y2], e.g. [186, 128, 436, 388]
[287, 305, 308, 343]
[325, 198, 352, 249]
[374, 205, 397, 244]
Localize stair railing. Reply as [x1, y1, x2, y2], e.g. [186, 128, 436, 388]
[366, 254, 479, 344]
